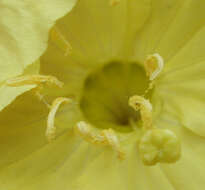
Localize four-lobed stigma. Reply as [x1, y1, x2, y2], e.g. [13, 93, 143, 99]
[139, 128, 181, 165]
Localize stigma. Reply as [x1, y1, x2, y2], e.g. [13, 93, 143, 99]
[139, 129, 181, 165]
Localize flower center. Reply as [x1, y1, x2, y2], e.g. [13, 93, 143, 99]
[80, 61, 150, 133]
[5, 51, 181, 165]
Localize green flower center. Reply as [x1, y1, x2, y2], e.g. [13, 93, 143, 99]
[80, 61, 150, 133]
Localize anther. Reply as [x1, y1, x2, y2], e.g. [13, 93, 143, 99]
[46, 97, 72, 142]
[74, 121, 125, 160]
[129, 95, 153, 130]
[74, 121, 105, 145]
[50, 27, 72, 56]
[101, 129, 125, 160]
[6, 74, 64, 88]
[144, 53, 164, 81]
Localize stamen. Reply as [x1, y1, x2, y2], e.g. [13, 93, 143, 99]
[74, 121, 105, 145]
[50, 26, 72, 56]
[35, 87, 51, 108]
[74, 121, 125, 160]
[129, 95, 153, 130]
[138, 129, 181, 165]
[101, 129, 125, 160]
[46, 97, 72, 142]
[144, 53, 164, 81]
[110, 0, 120, 6]
[6, 74, 64, 88]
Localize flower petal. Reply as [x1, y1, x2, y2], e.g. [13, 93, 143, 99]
[0, 92, 174, 190]
[54, 0, 150, 62]
[157, 84, 205, 137]
[157, 115, 205, 189]
[0, 89, 82, 169]
[156, 0, 205, 62]
[0, 134, 88, 189]
[0, 0, 77, 109]
[156, 26, 205, 137]
[134, 0, 205, 63]
[76, 144, 175, 190]
[0, 0, 77, 81]
[160, 25, 205, 74]
[161, 143, 205, 190]
[0, 98, 161, 190]
[0, 61, 39, 111]
[41, 41, 93, 100]
[0, 87, 92, 190]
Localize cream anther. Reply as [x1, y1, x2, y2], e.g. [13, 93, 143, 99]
[6, 74, 64, 88]
[75, 121, 125, 160]
[129, 95, 153, 129]
[144, 53, 164, 80]
[74, 121, 104, 144]
[46, 97, 72, 142]
[101, 129, 125, 160]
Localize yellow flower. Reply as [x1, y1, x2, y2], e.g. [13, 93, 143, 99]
[1, 0, 205, 190]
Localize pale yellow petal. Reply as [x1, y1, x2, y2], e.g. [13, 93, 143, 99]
[76, 144, 175, 190]
[0, 90, 88, 190]
[0, 61, 39, 111]
[41, 43, 93, 100]
[0, 90, 82, 170]
[155, 0, 205, 62]
[0, 0, 76, 82]
[160, 25, 205, 74]
[161, 145, 205, 190]
[155, 26, 205, 135]
[0, 130, 103, 189]
[134, 0, 205, 63]
[156, 115, 205, 189]
[156, 83, 205, 137]
[53, 0, 150, 63]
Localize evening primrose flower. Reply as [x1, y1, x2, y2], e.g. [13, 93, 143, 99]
[1, 0, 205, 190]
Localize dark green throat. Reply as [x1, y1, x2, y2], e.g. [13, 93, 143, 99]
[80, 61, 150, 133]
